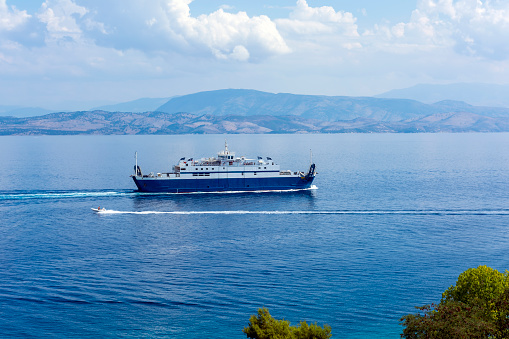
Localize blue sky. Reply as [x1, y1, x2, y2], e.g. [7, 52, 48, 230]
[1, 0, 509, 110]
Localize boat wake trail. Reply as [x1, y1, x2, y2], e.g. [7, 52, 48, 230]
[97, 209, 509, 216]
[0, 187, 318, 200]
[0, 191, 133, 200]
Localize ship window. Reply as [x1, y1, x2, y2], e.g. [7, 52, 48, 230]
[186, 164, 188, 166]
[181, 168, 186, 170]
[201, 168, 203, 170]
[258, 167, 261, 169]
[223, 167, 225, 169]
[264, 167, 266, 169]
[254, 172, 257, 175]
[206, 168, 208, 170]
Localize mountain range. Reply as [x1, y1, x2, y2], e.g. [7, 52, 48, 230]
[376, 83, 509, 108]
[0, 105, 55, 118]
[2, 106, 509, 135]
[1, 86, 509, 134]
[2, 83, 508, 118]
[155, 89, 509, 121]
[92, 97, 173, 113]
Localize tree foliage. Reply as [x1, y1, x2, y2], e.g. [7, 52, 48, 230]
[243, 308, 331, 339]
[401, 266, 509, 338]
[401, 300, 496, 338]
[442, 265, 509, 321]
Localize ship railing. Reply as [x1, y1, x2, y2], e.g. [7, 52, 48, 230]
[151, 172, 179, 178]
[279, 170, 292, 175]
[195, 161, 221, 166]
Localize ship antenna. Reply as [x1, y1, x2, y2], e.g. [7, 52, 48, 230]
[225, 139, 228, 153]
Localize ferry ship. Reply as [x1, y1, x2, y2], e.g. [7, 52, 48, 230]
[132, 142, 316, 193]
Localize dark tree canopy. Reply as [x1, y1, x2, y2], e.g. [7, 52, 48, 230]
[401, 266, 509, 339]
[243, 308, 331, 339]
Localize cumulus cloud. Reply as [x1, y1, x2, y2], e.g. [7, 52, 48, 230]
[0, 0, 30, 31]
[36, 0, 106, 44]
[1, 0, 509, 109]
[37, 0, 88, 42]
[390, 0, 509, 59]
[162, 0, 290, 61]
[277, 0, 359, 36]
[275, 0, 360, 51]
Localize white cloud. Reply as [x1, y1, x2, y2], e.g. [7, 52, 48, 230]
[162, 0, 290, 61]
[37, 0, 87, 41]
[36, 0, 109, 44]
[0, 0, 31, 31]
[146, 17, 157, 27]
[277, 0, 359, 37]
[1, 0, 509, 109]
[389, 0, 509, 59]
[220, 5, 234, 11]
[274, 0, 361, 56]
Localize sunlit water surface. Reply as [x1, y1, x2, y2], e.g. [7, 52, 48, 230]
[1, 134, 509, 338]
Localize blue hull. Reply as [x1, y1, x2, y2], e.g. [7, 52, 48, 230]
[133, 176, 315, 193]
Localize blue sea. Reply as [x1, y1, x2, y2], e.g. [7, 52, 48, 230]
[1, 133, 509, 338]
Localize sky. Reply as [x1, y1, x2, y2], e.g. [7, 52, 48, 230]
[1, 0, 509, 110]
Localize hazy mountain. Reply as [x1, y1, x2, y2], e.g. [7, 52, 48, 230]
[4, 88, 509, 134]
[0, 105, 20, 113]
[92, 97, 174, 112]
[0, 106, 55, 117]
[376, 83, 509, 108]
[156, 89, 509, 121]
[156, 89, 430, 121]
[2, 110, 509, 135]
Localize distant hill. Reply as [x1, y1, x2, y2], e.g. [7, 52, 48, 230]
[376, 83, 509, 108]
[3, 89, 509, 135]
[0, 106, 55, 117]
[92, 97, 174, 112]
[0, 105, 20, 114]
[156, 89, 509, 122]
[2, 110, 509, 135]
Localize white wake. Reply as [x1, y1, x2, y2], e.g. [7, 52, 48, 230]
[95, 209, 509, 216]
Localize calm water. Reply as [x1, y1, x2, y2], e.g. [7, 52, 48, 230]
[1, 134, 509, 338]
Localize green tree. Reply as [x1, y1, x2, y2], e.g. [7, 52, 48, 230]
[442, 265, 509, 321]
[243, 308, 331, 339]
[401, 266, 509, 338]
[401, 300, 495, 338]
[292, 321, 332, 339]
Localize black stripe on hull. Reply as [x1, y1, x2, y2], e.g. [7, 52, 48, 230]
[133, 176, 314, 193]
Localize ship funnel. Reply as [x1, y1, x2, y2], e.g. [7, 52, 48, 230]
[134, 165, 142, 177]
[305, 163, 316, 180]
